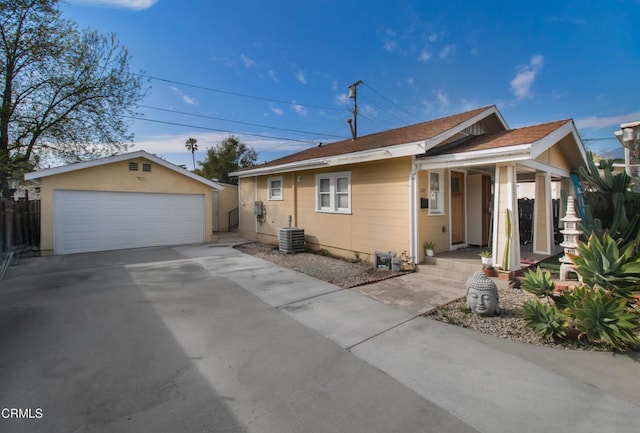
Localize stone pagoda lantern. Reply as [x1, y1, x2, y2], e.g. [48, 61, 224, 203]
[559, 196, 583, 281]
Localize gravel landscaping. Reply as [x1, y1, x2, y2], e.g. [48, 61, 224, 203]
[235, 242, 638, 352]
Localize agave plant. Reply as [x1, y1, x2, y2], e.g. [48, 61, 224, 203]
[520, 267, 556, 299]
[522, 300, 567, 341]
[569, 232, 640, 299]
[572, 287, 640, 351]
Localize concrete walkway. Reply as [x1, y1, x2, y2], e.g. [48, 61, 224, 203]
[2, 240, 639, 433]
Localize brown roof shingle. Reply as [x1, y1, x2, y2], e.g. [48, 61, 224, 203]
[424, 119, 571, 156]
[241, 105, 494, 171]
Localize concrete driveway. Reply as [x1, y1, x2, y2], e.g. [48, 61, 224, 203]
[1, 244, 639, 433]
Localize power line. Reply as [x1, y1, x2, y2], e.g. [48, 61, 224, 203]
[362, 83, 422, 123]
[135, 72, 346, 112]
[123, 115, 319, 144]
[138, 104, 348, 140]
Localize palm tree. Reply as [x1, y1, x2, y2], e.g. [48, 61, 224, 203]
[185, 137, 198, 170]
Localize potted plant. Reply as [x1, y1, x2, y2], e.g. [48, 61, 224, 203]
[479, 250, 492, 265]
[424, 241, 435, 257]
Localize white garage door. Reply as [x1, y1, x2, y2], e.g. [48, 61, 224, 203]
[54, 190, 205, 254]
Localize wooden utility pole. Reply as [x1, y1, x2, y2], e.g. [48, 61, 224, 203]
[348, 80, 363, 140]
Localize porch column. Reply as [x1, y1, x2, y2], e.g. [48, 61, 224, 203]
[533, 171, 554, 255]
[492, 163, 521, 270]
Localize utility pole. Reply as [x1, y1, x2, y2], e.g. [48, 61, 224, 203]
[348, 80, 363, 140]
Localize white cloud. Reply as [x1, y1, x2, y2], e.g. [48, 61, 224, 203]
[407, 77, 415, 87]
[240, 54, 256, 68]
[69, 0, 158, 10]
[575, 112, 640, 129]
[292, 103, 308, 116]
[439, 44, 456, 59]
[418, 49, 432, 62]
[510, 55, 544, 99]
[270, 106, 284, 116]
[134, 131, 309, 167]
[170, 86, 198, 105]
[268, 70, 279, 82]
[335, 93, 349, 105]
[331, 80, 338, 91]
[296, 71, 307, 84]
[384, 40, 398, 52]
[428, 33, 439, 43]
[433, 89, 450, 106]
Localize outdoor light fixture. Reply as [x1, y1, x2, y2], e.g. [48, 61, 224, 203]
[6, 176, 19, 193]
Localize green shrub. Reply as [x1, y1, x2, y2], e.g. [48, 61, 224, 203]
[572, 287, 640, 351]
[520, 267, 556, 299]
[522, 300, 567, 341]
[570, 232, 640, 299]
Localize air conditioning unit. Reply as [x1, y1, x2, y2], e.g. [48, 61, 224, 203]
[279, 228, 305, 254]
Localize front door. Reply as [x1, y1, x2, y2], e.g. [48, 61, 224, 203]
[451, 171, 465, 244]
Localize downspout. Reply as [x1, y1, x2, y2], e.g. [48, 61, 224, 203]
[293, 172, 299, 227]
[254, 175, 259, 235]
[409, 158, 420, 265]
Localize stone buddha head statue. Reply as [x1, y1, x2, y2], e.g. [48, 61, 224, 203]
[465, 271, 500, 316]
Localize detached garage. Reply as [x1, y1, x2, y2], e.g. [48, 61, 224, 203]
[25, 151, 237, 255]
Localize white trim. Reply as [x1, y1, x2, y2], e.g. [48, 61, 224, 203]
[409, 159, 419, 264]
[518, 159, 570, 178]
[315, 171, 351, 214]
[25, 150, 225, 190]
[232, 106, 505, 178]
[533, 171, 553, 255]
[427, 170, 445, 215]
[267, 176, 283, 200]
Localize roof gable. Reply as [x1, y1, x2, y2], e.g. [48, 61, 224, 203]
[418, 119, 588, 173]
[233, 105, 506, 176]
[24, 150, 225, 190]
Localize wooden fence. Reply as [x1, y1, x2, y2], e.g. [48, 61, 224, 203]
[1, 198, 41, 253]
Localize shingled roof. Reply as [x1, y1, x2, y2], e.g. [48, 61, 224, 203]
[424, 119, 572, 157]
[239, 105, 495, 172]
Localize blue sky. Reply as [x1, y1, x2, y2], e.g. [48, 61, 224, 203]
[62, 0, 640, 169]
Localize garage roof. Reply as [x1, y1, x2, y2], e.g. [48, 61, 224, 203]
[24, 150, 225, 190]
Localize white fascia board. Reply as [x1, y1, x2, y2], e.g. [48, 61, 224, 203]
[518, 159, 571, 178]
[417, 145, 531, 170]
[233, 140, 428, 177]
[24, 150, 224, 190]
[528, 121, 574, 159]
[232, 159, 330, 177]
[423, 106, 507, 150]
[529, 121, 588, 168]
[327, 140, 427, 165]
[233, 107, 501, 178]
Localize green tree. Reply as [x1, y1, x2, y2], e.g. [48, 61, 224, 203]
[0, 0, 146, 196]
[185, 137, 198, 170]
[194, 135, 257, 184]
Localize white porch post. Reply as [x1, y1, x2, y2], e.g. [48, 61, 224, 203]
[409, 162, 419, 264]
[533, 171, 554, 255]
[492, 163, 521, 270]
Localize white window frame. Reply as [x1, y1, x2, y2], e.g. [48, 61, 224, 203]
[428, 170, 444, 215]
[315, 171, 351, 213]
[267, 176, 283, 200]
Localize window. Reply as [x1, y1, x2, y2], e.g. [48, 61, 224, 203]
[428, 170, 444, 215]
[142, 163, 151, 172]
[315, 172, 351, 213]
[267, 176, 283, 200]
[128, 162, 138, 171]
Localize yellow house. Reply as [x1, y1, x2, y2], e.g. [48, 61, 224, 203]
[231, 106, 588, 271]
[25, 150, 238, 255]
